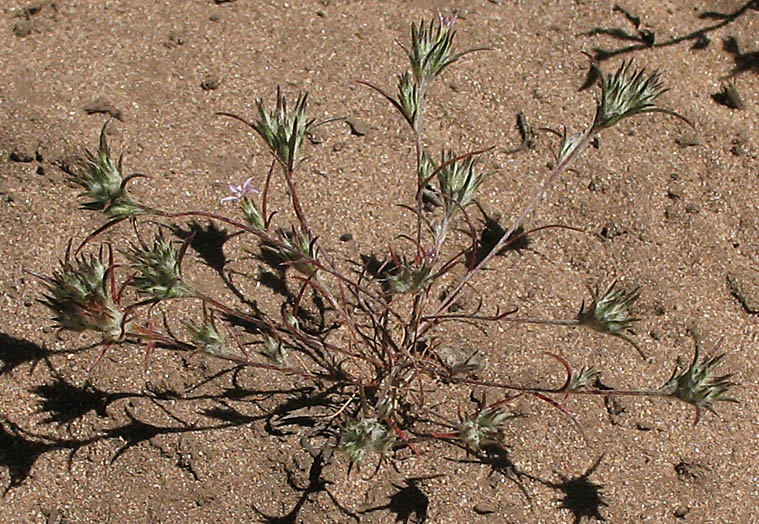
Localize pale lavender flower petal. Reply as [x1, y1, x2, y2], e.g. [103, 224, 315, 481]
[221, 177, 259, 203]
[438, 11, 457, 28]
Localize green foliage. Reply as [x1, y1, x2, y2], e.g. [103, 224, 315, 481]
[592, 60, 687, 130]
[38, 247, 127, 341]
[70, 123, 145, 219]
[184, 317, 237, 358]
[253, 88, 315, 169]
[457, 407, 512, 450]
[662, 345, 737, 416]
[339, 418, 395, 465]
[123, 234, 195, 299]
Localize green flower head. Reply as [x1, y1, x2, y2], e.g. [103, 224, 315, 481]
[123, 234, 195, 299]
[592, 60, 688, 131]
[37, 246, 128, 341]
[70, 123, 146, 219]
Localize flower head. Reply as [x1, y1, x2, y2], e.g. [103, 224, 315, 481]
[438, 11, 458, 29]
[70, 123, 146, 219]
[261, 335, 289, 365]
[254, 88, 315, 169]
[386, 260, 434, 294]
[557, 127, 588, 165]
[433, 150, 489, 216]
[577, 280, 646, 357]
[339, 417, 395, 465]
[403, 17, 458, 83]
[570, 366, 601, 391]
[457, 407, 511, 450]
[263, 227, 319, 276]
[662, 343, 737, 423]
[592, 60, 688, 130]
[220, 177, 265, 229]
[397, 71, 422, 126]
[123, 234, 195, 299]
[577, 281, 639, 335]
[36, 247, 128, 341]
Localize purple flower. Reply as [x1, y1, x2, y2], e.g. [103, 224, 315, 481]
[424, 246, 438, 265]
[438, 11, 457, 28]
[221, 177, 258, 203]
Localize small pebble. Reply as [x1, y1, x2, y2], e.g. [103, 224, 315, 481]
[674, 506, 689, 519]
[166, 31, 185, 47]
[675, 135, 701, 148]
[721, 82, 745, 110]
[339, 233, 353, 242]
[684, 202, 700, 214]
[12, 20, 33, 37]
[587, 178, 608, 193]
[600, 221, 624, 239]
[727, 270, 759, 314]
[473, 503, 496, 515]
[46, 508, 61, 524]
[667, 187, 683, 200]
[730, 145, 746, 156]
[346, 119, 368, 136]
[83, 97, 123, 120]
[200, 75, 221, 91]
[307, 131, 324, 145]
[9, 149, 34, 163]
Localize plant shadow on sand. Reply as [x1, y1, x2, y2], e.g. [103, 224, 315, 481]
[0, 332, 52, 375]
[582, 0, 758, 72]
[0, 356, 339, 491]
[524, 454, 609, 524]
[360, 477, 438, 524]
[2, 341, 609, 522]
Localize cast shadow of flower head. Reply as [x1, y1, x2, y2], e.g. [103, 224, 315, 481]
[0, 418, 81, 493]
[466, 203, 530, 267]
[32, 373, 137, 426]
[721, 35, 759, 77]
[452, 442, 531, 504]
[361, 476, 442, 524]
[253, 447, 359, 524]
[536, 455, 609, 524]
[169, 220, 236, 275]
[0, 332, 51, 375]
[170, 221, 264, 310]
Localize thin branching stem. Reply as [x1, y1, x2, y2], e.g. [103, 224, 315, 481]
[420, 129, 596, 337]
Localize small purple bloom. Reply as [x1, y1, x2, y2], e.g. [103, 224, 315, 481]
[221, 177, 258, 203]
[424, 246, 438, 265]
[438, 11, 457, 28]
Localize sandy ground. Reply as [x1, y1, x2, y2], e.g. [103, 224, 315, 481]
[1, 1, 758, 523]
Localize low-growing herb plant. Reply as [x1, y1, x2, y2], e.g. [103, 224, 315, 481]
[30, 13, 736, 478]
